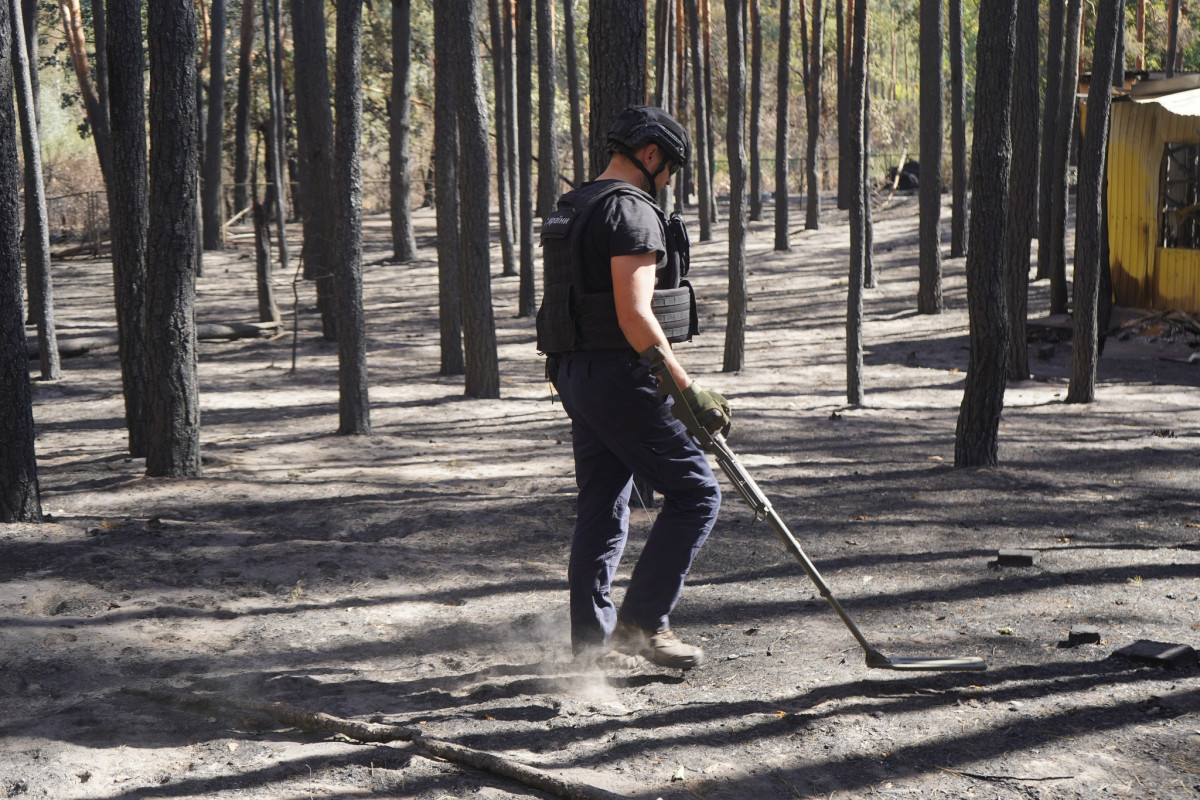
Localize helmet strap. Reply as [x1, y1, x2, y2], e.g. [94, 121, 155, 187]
[625, 149, 666, 195]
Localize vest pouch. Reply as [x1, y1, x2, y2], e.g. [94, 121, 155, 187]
[666, 212, 690, 277]
[535, 283, 578, 353]
[652, 284, 698, 343]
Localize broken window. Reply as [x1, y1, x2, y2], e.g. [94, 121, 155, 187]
[1159, 142, 1200, 248]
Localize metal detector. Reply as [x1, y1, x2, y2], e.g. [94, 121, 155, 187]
[648, 350, 987, 672]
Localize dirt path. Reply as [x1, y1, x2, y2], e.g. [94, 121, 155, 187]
[2, 194, 1199, 800]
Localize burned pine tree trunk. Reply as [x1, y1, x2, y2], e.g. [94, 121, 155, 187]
[1068, 0, 1122, 404]
[917, 0, 944, 314]
[535, 0, 558, 220]
[486, 0, 516, 276]
[955, 0, 1017, 469]
[232, 0, 254, 214]
[145, 0, 202, 478]
[1049, 0, 1082, 316]
[686, 0, 713, 241]
[1005, 0, 1040, 382]
[261, 0, 288, 288]
[291, 0, 337, 337]
[333, 0, 371, 434]
[201, 0, 226, 251]
[949, 0, 967, 259]
[804, 0, 824, 231]
[588, 0, 646, 176]
[563, 0, 585, 186]
[433, 1, 464, 376]
[723, 0, 747, 373]
[106, 0, 150, 456]
[453, 0, 501, 399]
[1037, 0, 1065, 280]
[846, 0, 866, 404]
[836, 0, 848, 210]
[0, 0, 42, 521]
[774, 0, 791, 251]
[390, 0, 418, 262]
[748, 0, 762, 222]
[516, 0, 536, 316]
[11, 0, 59, 381]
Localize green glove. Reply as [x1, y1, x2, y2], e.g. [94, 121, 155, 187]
[677, 381, 731, 439]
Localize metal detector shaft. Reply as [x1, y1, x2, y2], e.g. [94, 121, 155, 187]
[705, 433, 880, 658]
[644, 346, 986, 672]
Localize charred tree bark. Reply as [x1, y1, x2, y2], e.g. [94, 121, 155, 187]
[487, 0, 516, 276]
[955, 0, 1017, 469]
[917, 0, 943, 314]
[863, 66, 875, 289]
[232, 0, 253, 214]
[333, 0, 370, 434]
[1167, 0, 1179, 77]
[503, 0, 519, 242]
[1037, 0, 1064, 280]
[774, 0, 791, 251]
[252, 201, 276, 324]
[453, 0, 501, 399]
[390, 0, 418, 262]
[949, 0, 967, 258]
[1049, 0, 1082, 316]
[748, 0, 762, 221]
[201, 0, 226, 251]
[20, 0, 38, 120]
[535, 0, 558, 219]
[433, 2, 464, 375]
[723, 0, 747, 373]
[702, 0, 716, 221]
[564, 0, 586, 186]
[1005, 0, 1039, 382]
[686, 0, 712, 241]
[588, 0, 646, 176]
[106, 0, 149, 456]
[835, 0, 847, 210]
[0, 0, 42, 521]
[11, 0, 59, 381]
[652, 0, 675, 214]
[516, 0, 536, 316]
[804, 0, 824, 231]
[145, 0, 202, 478]
[291, 0, 336, 338]
[261, 0, 288, 286]
[1068, 0, 1121, 404]
[846, 0, 866, 404]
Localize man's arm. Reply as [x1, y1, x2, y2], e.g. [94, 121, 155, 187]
[611, 253, 691, 391]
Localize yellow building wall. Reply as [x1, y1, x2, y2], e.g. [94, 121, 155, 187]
[1107, 99, 1200, 314]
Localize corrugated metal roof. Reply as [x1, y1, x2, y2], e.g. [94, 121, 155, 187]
[1131, 86, 1200, 116]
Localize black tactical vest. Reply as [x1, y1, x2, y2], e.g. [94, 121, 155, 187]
[535, 181, 698, 354]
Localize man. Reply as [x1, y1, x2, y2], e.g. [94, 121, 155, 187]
[536, 106, 730, 669]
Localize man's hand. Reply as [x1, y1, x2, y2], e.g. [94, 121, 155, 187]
[678, 382, 731, 438]
[641, 344, 731, 440]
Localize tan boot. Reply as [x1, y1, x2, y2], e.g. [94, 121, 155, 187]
[613, 620, 705, 669]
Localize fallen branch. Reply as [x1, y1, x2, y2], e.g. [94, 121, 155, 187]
[27, 322, 281, 359]
[125, 689, 628, 800]
[52, 240, 111, 258]
[937, 766, 1075, 783]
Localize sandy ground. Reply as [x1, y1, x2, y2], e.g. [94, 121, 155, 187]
[2, 193, 1199, 800]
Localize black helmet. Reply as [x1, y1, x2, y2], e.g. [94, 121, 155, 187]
[607, 105, 691, 168]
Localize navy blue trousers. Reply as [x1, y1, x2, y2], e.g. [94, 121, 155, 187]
[553, 349, 721, 654]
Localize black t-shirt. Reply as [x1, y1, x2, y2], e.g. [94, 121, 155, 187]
[577, 181, 667, 294]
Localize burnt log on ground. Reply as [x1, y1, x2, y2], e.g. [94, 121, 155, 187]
[26, 321, 282, 359]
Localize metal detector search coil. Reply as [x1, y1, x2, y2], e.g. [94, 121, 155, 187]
[644, 345, 988, 673]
